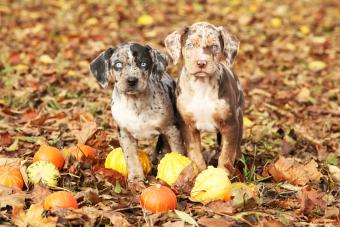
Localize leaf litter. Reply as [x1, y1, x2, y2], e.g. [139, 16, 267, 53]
[0, 0, 339, 226]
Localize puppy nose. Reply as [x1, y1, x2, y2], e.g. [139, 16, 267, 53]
[127, 77, 138, 86]
[197, 60, 207, 68]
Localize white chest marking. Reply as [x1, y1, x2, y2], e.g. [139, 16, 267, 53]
[183, 80, 227, 132]
[111, 97, 161, 140]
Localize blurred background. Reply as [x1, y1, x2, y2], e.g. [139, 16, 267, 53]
[0, 0, 338, 162]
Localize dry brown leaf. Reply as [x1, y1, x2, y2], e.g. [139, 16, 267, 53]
[173, 163, 197, 194]
[74, 121, 98, 144]
[163, 221, 185, 227]
[102, 211, 133, 227]
[263, 156, 322, 186]
[205, 200, 234, 215]
[254, 217, 284, 227]
[328, 165, 340, 183]
[0, 156, 21, 167]
[31, 183, 51, 204]
[297, 186, 326, 215]
[0, 185, 26, 209]
[198, 217, 234, 227]
[12, 204, 57, 227]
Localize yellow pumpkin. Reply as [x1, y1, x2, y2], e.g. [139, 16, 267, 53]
[157, 152, 198, 185]
[190, 166, 231, 204]
[105, 147, 151, 176]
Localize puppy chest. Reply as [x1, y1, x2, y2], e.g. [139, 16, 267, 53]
[112, 102, 164, 140]
[180, 93, 229, 132]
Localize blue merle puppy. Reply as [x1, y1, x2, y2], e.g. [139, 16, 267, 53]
[90, 43, 184, 182]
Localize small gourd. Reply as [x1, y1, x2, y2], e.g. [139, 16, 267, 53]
[105, 147, 151, 176]
[190, 166, 231, 204]
[157, 152, 198, 185]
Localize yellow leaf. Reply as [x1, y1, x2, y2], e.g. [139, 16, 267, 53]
[15, 64, 29, 72]
[243, 116, 254, 127]
[300, 25, 310, 34]
[39, 55, 54, 64]
[85, 17, 98, 27]
[286, 43, 296, 51]
[137, 14, 154, 26]
[271, 18, 282, 28]
[308, 60, 326, 72]
[296, 87, 311, 103]
[66, 70, 77, 76]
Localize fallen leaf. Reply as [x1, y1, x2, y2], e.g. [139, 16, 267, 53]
[324, 207, 339, 219]
[230, 183, 258, 209]
[198, 217, 234, 227]
[205, 200, 234, 215]
[297, 186, 326, 215]
[0, 156, 21, 167]
[308, 60, 327, 72]
[75, 121, 98, 144]
[95, 167, 127, 187]
[255, 217, 284, 227]
[173, 163, 197, 194]
[271, 18, 282, 28]
[137, 14, 154, 26]
[296, 87, 311, 103]
[0, 132, 12, 146]
[102, 211, 133, 227]
[328, 165, 340, 183]
[174, 209, 198, 227]
[263, 156, 322, 186]
[299, 25, 310, 34]
[243, 116, 254, 127]
[39, 54, 54, 64]
[12, 204, 57, 227]
[31, 183, 51, 204]
[0, 185, 26, 209]
[163, 221, 185, 227]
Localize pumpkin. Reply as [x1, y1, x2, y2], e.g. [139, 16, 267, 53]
[27, 161, 60, 187]
[157, 152, 198, 185]
[63, 143, 96, 160]
[43, 191, 78, 209]
[33, 144, 65, 169]
[105, 147, 151, 176]
[190, 166, 231, 204]
[140, 184, 177, 213]
[0, 166, 24, 190]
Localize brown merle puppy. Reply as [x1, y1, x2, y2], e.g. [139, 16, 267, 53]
[90, 43, 184, 182]
[164, 22, 244, 174]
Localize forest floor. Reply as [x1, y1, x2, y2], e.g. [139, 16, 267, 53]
[0, 0, 339, 226]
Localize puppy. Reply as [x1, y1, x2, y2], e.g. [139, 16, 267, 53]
[90, 43, 184, 181]
[165, 22, 244, 174]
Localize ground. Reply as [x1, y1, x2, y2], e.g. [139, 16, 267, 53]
[0, 0, 339, 226]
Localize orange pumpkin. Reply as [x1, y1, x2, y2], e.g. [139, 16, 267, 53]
[140, 184, 177, 213]
[33, 144, 65, 169]
[63, 143, 96, 160]
[0, 166, 24, 190]
[43, 191, 78, 209]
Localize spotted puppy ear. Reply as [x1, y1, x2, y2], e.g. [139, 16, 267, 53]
[164, 26, 188, 65]
[89, 48, 116, 88]
[218, 27, 240, 68]
[146, 45, 168, 74]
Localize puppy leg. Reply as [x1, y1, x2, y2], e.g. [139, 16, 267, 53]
[183, 125, 206, 171]
[163, 125, 185, 154]
[152, 135, 171, 165]
[118, 129, 144, 181]
[218, 123, 239, 174]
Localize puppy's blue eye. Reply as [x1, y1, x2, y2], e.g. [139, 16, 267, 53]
[141, 62, 147, 68]
[211, 44, 219, 51]
[187, 43, 194, 48]
[114, 62, 123, 70]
